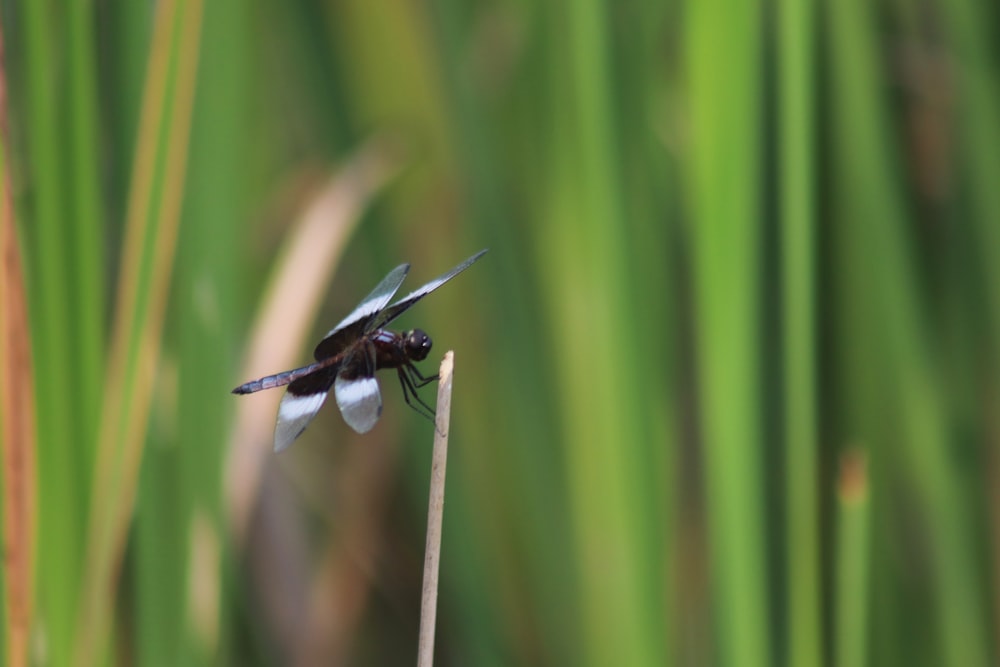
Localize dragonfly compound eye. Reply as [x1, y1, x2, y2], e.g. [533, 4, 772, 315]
[406, 329, 432, 361]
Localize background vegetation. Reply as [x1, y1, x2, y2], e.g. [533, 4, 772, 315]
[1, 0, 998, 665]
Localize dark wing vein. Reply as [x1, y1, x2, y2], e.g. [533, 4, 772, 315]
[314, 263, 409, 360]
[371, 249, 488, 330]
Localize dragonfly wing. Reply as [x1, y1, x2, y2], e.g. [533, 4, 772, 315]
[372, 249, 488, 330]
[334, 373, 383, 434]
[314, 263, 409, 360]
[274, 367, 336, 452]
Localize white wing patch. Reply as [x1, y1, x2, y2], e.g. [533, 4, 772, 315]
[274, 390, 329, 452]
[388, 276, 450, 309]
[335, 375, 382, 434]
[322, 264, 409, 339]
[375, 249, 488, 329]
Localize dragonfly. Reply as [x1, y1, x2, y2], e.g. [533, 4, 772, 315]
[233, 249, 488, 451]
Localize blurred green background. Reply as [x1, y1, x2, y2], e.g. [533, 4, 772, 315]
[1, 0, 998, 665]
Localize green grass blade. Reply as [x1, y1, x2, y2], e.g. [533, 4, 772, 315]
[423, 3, 599, 661]
[939, 0, 1000, 330]
[134, 0, 250, 661]
[836, 450, 870, 667]
[20, 4, 88, 663]
[826, 0, 990, 663]
[67, 0, 108, 465]
[73, 0, 204, 663]
[686, 0, 771, 663]
[530, 3, 669, 665]
[778, 0, 821, 662]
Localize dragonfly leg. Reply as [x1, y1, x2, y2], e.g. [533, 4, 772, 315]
[406, 362, 439, 388]
[397, 366, 436, 421]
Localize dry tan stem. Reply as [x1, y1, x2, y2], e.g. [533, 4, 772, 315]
[416, 351, 454, 667]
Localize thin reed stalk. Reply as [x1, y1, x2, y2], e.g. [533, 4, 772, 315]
[417, 351, 455, 667]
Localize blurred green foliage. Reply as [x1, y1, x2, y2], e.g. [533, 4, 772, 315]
[1, 0, 999, 665]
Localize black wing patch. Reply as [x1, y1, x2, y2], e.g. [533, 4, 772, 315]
[274, 367, 338, 451]
[313, 263, 409, 360]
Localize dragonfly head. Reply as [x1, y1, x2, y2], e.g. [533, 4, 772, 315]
[403, 329, 432, 361]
